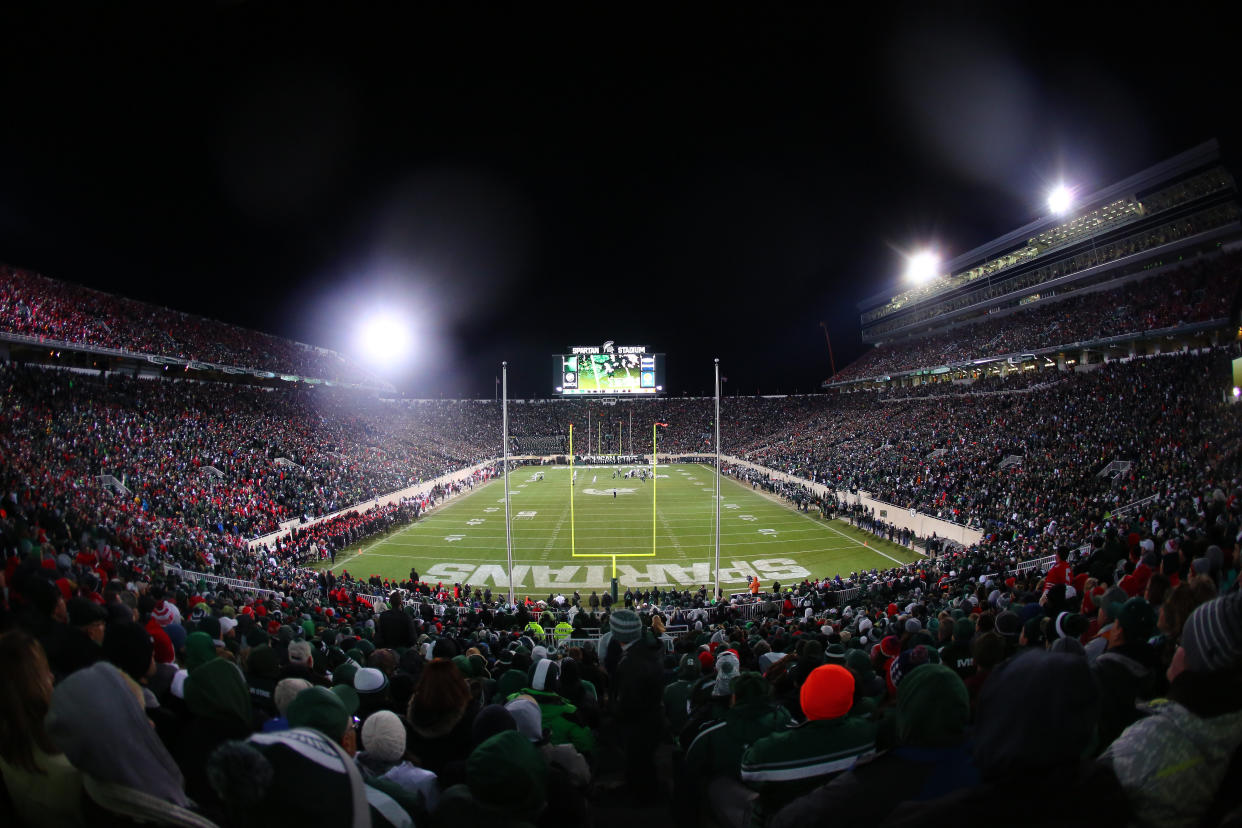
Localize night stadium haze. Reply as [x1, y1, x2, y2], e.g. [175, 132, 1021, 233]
[0, 3, 1237, 398]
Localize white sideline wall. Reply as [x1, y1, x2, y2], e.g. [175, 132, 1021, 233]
[246, 458, 506, 550]
[718, 455, 984, 546]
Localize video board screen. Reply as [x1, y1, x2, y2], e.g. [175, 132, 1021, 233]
[554, 345, 662, 395]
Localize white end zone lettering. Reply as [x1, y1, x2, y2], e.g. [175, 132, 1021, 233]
[423, 557, 809, 588]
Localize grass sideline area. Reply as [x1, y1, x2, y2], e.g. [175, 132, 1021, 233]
[317, 464, 922, 596]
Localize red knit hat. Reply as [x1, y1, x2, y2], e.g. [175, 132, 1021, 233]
[800, 664, 855, 721]
[697, 651, 715, 671]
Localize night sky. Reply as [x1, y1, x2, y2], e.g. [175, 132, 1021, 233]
[1, 3, 1237, 398]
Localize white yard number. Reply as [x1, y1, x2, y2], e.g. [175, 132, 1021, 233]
[516, 511, 538, 520]
[484, 507, 499, 513]
[739, 514, 757, 522]
[725, 504, 739, 510]
[466, 519, 485, 526]
[445, 534, 465, 542]
[758, 528, 778, 535]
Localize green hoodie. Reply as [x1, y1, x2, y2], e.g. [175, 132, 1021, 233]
[507, 688, 595, 754]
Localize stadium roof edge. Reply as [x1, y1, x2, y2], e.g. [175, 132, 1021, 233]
[856, 138, 1223, 311]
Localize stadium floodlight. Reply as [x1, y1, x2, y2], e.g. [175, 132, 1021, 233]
[1048, 184, 1074, 216]
[904, 251, 941, 285]
[356, 311, 412, 366]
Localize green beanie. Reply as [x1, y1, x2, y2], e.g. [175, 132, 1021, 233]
[467, 730, 546, 817]
[247, 645, 280, 681]
[954, 618, 976, 642]
[452, 655, 476, 678]
[495, 668, 528, 702]
[185, 658, 252, 728]
[731, 671, 770, 703]
[896, 663, 969, 748]
[184, 631, 217, 673]
[333, 661, 359, 688]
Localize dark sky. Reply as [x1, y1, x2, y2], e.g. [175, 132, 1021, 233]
[1, 3, 1237, 397]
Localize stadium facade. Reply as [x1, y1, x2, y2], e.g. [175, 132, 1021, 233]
[833, 140, 1240, 389]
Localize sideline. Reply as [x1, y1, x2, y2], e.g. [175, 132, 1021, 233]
[716, 468, 912, 566]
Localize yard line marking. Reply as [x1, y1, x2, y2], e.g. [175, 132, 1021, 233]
[820, 522, 908, 565]
[717, 472, 912, 565]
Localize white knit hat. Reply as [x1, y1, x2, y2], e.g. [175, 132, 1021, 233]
[273, 678, 312, 715]
[361, 710, 406, 762]
[287, 640, 312, 665]
[505, 695, 544, 742]
[354, 667, 389, 695]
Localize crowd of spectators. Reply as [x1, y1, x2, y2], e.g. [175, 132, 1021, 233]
[836, 252, 1239, 382]
[4, 458, 1242, 825]
[0, 365, 502, 538]
[744, 350, 1242, 536]
[0, 266, 385, 386]
[3, 298, 1242, 823]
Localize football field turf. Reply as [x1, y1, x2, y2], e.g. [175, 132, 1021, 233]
[323, 464, 922, 597]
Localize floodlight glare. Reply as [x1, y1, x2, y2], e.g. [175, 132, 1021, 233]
[904, 251, 941, 285]
[357, 312, 412, 366]
[1048, 184, 1074, 216]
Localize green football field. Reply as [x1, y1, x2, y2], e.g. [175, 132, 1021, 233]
[323, 464, 921, 598]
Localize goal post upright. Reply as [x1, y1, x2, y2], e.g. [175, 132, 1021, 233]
[714, 359, 722, 604]
[568, 423, 575, 557]
[652, 421, 668, 558]
[502, 362, 514, 606]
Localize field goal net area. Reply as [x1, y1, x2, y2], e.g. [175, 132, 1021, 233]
[508, 434, 566, 456]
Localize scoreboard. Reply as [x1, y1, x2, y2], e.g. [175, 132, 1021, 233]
[553, 342, 663, 395]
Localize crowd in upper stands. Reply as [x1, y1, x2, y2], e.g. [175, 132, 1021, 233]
[862, 204, 1241, 339]
[836, 251, 1239, 382]
[0, 365, 502, 538]
[0, 266, 385, 386]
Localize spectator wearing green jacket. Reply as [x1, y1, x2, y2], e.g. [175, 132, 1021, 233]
[740, 664, 876, 827]
[663, 654, 700, 737]
[1101, 592, 1242, 828]
[685, 672, 792, 780]
[507, 658, 595, 756]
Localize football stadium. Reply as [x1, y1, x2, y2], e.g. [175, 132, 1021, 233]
[3, 7, 1242, 828]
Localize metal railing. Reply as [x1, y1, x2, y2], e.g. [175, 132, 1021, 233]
[163, 564, 283, 597]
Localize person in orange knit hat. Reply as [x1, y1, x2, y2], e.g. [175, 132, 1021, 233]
[739, 665, 877, 827]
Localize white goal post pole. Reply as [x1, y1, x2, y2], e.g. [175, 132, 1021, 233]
[714, 358, 722, 604]
[503, 362, 515, 606]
